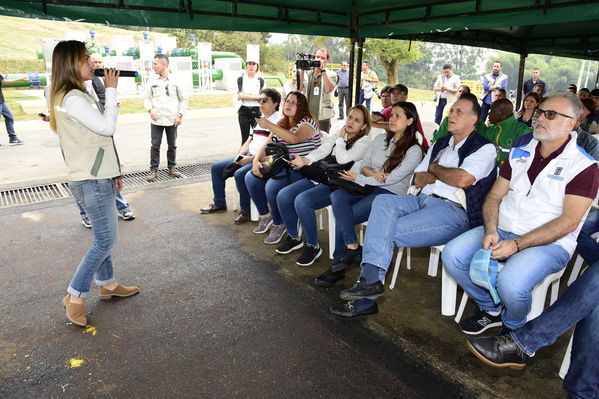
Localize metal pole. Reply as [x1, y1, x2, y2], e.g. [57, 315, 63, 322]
[515, 52, 527, 111]
[354, 38, 365, 106]
[595, 61, 599, 89]
[348, 37, 356, 107]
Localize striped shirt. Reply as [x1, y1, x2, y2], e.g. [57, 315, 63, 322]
[275, 117, 321, 157]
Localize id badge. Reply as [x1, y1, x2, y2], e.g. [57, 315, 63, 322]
[313, 86, 320, 96]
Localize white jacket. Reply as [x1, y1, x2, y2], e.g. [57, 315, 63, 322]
[498, 131, 598, 255]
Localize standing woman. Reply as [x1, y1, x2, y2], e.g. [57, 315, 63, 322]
[315, 102, 423, 286]
[237, 58, 265, 145]
[515, 92, 540, 128]
[50, 41, 138, 327]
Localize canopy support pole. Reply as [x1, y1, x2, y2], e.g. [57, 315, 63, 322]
[354, 38, 365, 106]
[348, 37, 356, 107]
[595, 62, 599, 89]
[515, 51, 527, 111]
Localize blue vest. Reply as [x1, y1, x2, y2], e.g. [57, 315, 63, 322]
[428, 132, 497, 228]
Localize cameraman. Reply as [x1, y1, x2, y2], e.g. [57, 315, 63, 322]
[299, 48, 336, 133]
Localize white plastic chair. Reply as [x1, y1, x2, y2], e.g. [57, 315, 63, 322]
[453, 265, 565, 323]
[559, 334, 573, 379]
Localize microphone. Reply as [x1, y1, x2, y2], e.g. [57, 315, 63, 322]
[94, 69, 138, 78]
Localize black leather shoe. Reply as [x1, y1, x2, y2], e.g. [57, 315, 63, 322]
[467, 334, 528, 370]
[331, 246, 362, 273]
[340, 277, 384, 300]
[330, 300, 378, 318]
[314, 268, 345, 287]
[201, 204, 227, 214]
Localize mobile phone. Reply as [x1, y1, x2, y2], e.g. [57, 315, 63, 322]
[235, 155, 243, 162]
[38, 113, 47, 117]
[371, 111, 383, 118]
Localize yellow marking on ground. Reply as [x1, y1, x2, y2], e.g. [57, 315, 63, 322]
[24, 354, 29, 358]
[83, 325, 97, 336]
[68, 358, 84, 368]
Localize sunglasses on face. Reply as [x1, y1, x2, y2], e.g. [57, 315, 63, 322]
[533, 108, 573, 120]
[258, 98, 270, 104]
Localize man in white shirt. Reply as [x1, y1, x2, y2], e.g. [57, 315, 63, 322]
[433, 64, 461, 125]
[143, 54, 188, 182]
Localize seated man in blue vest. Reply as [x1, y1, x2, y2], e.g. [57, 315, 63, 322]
[442, 90, 599, 335]
[330, 94, 498, 318]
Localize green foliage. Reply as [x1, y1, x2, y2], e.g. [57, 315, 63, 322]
[0, 59, 45, 74]
[363, 39, 423, 85]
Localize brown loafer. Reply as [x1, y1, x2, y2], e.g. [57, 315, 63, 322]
[168, 168, 182, 178]
[99, 284, 140, 300]
[201, 203, 227, 214]
[147, 171, 157, 182]
[63, 294, 87, 326]
[234, 210, 250, 224]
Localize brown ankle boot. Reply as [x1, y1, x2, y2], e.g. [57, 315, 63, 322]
[99, 284, 140, 300]
[62, 294, 87, 326]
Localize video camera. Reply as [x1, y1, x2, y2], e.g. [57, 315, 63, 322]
[372, 85, 381, 99]
[295, 53, 321, 71]
[248, 108, 262, 127]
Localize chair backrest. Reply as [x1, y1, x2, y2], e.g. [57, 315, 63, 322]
[28, 72, 40, 88]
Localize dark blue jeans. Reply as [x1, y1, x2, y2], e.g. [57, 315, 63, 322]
[434, 99, 447, 125]
[576, 210, 599, 265]
[511, 262, 599, 399]
[330, 187, 391, 263]
[358, 90, 371, 111]
[0, 102, 16, 137]
[245, 167, 302, 225]
[210, 157, 252, 211]
[277, 179, 332, 246]
[479, 101, 491, 122]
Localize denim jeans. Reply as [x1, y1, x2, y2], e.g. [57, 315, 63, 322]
[0, 102, 16, 137]
[434, 99, 447, 125]
[576, 210, 599, 265]
[76, 191, 129, 219]
[479, 101, 491, 122]
[150, 124, 177, 170]
[245, 167, 302, 225]
[68, 179, 118, 298]
[330, 187, 392, 262]
[277, 179, 331, 246]
[510, 262, 599, 399]
[210, 157, 252, 211]
[361, 194, 470, 283]
[358, 90, 371, 111]
[442, 226, 570, 330]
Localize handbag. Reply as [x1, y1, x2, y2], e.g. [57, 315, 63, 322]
[327, 174, 374, 196]
[300, 147, 354, 185]
[257, 142, 292, 181]
[222, 162, 243, 180]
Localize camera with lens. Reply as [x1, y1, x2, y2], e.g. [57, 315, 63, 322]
[371, 85, 381, 99]
[248, 107, 263, 127]
[295, 53, 321, 70]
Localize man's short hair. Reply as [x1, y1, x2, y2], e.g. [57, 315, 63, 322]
[458, 93, 481, 120]
[380, 85, 392, 94]
[532, 68, 540, 72]
[579, 88, 591, 94]
[443, 64, 452, 70]
[496, 88, 507, 95]
[392, 84, 408, 95]
[568, 84, 578, 92]
[545, 90, 584, 120]
[260, 88, 281, 111]
[154, 54, 169, 64]
[590, 89, 599, 97]
[493, 98, 513, 115]
[316, 47, 330, 60]
[494, 60, 502, 66]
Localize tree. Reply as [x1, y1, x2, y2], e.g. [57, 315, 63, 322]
[428, 43, 484, 80]
[363, 39, 422, 85]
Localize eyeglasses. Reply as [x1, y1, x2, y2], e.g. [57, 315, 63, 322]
[381, 94, 391, 98]
[533, 108, 573, 120]
[257, 98, 270, 104]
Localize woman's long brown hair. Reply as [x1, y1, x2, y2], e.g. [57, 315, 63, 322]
[344, 104, 371, 149]
[278, 91, 315, 130]
[49, 40, 87, 133]
[382, 102, 421, 173]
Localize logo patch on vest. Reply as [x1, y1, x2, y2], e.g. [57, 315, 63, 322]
[547, 167, 565, 181]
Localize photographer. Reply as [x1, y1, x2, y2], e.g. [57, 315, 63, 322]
[201, 88, 282, 224]
[359, 62, 379, 111]
[298, 48, 336, 132]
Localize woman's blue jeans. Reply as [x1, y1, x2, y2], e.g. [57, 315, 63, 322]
[277, 179, 332, 246]
[210, 157, 252, 211]
[442, 226, 570, 330]
[330, 187, 392, 262]
[245, 167, 302, 225]
[68, 179, 118, 298]
[511, 262, 599, 399]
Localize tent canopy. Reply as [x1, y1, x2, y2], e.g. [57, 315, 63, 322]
[2, 0, 599, 59]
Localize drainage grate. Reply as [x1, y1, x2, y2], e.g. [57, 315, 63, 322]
[0, 162, 212, 209]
